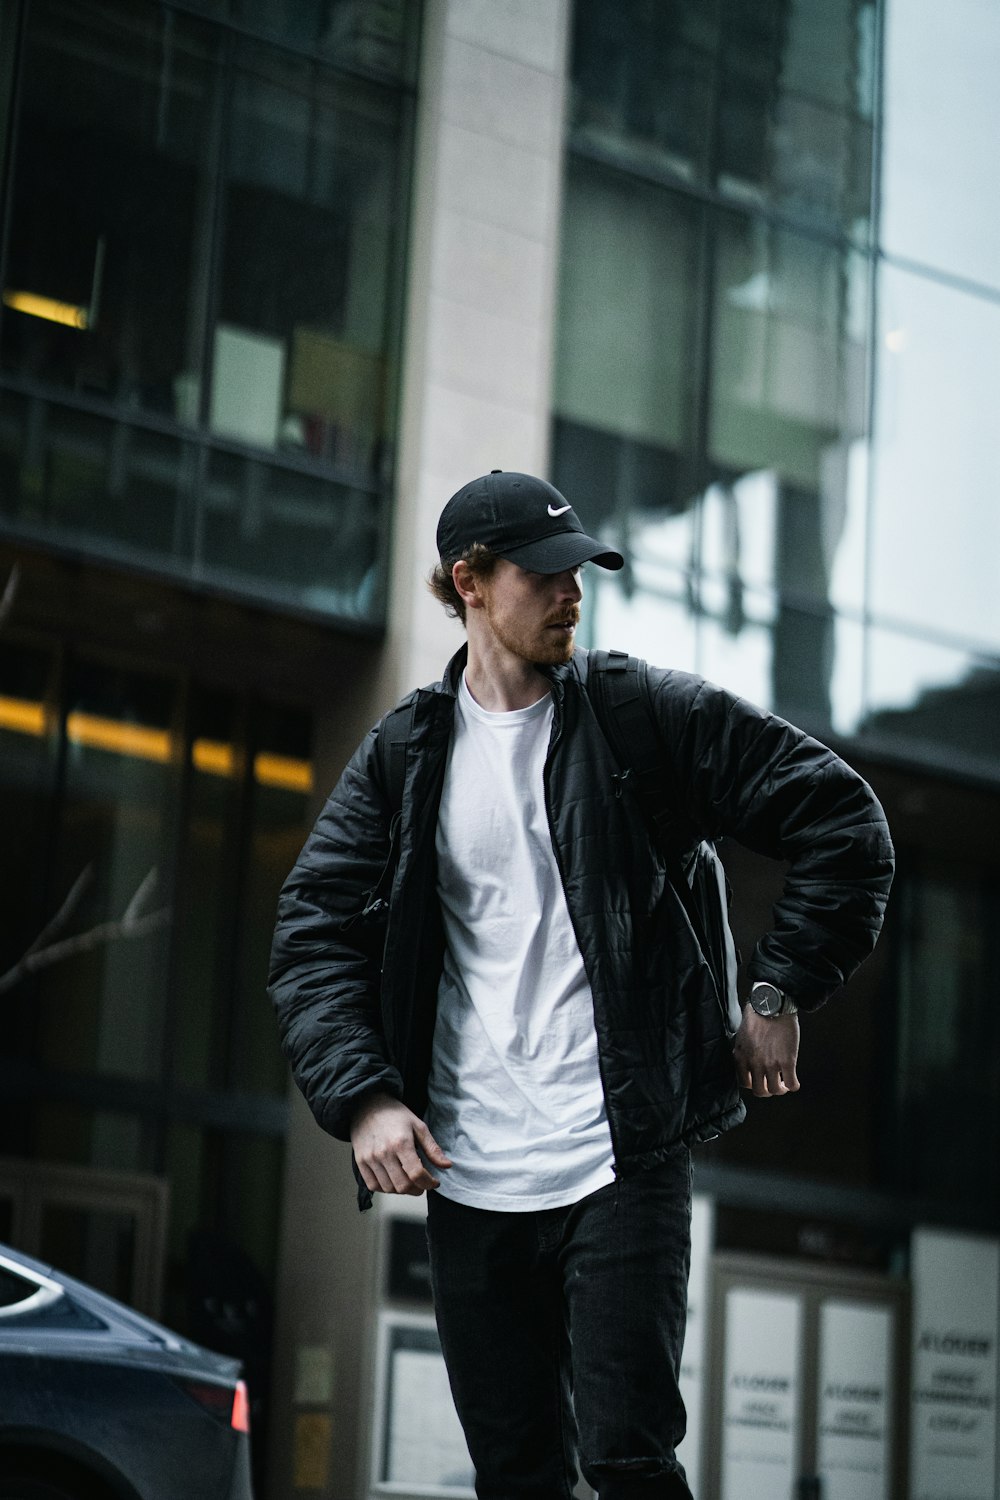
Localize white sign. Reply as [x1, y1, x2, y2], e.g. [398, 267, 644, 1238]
[721, 1287, 802, 1499]
[818, 1300, 893, 1500]
[910, 1228, 999, 1500]
[371, 1311, 475, 1496]
[387, 1348, 474, 1490]
[677, 1194, 714, 1496]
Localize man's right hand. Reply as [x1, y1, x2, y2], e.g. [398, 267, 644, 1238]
[350, 1092, 453, 1196]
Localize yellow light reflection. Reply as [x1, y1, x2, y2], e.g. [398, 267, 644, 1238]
[192, 738, 236, 777]
[2, 289, 89, 330]
[255, 752, 314, 794]
[66, 711, 171, 762]
[0, 695, 313, 790]
[0, 694, 46, 735]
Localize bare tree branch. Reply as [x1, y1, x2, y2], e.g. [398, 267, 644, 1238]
[0, 570, 173, 998]
[21, 864, 95, 960]
[0, 562, 20, 630]
[0, 865, 171, 997]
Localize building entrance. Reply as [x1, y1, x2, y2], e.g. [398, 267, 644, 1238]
[704, 1252, 909, 1500]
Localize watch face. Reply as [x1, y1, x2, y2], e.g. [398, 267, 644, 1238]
[750, 982, 783, 1017]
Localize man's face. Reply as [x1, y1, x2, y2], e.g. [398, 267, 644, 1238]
[478, 559, 583, 665]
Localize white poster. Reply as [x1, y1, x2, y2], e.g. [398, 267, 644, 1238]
[372, 1312, 475, 1496]
[387, 1348, 474, 1490]
[817, 1300, 893, 1500]
[910, 1228, 999, 1500]
[676, 1194, 714, 1497]
[721, 1287, 802, 1499]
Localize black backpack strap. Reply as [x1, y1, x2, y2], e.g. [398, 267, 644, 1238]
[586, 650, 640, 798]
[587, 649, 679, 850]
[587, 648, 709, 944]
[376, 698, 417, 812]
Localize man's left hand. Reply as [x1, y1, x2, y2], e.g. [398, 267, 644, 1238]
[733, 1005, 800, 1097]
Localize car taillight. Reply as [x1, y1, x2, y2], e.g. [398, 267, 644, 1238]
[231, 1378, 250, 1434]
[180, 1377, 250, 1434]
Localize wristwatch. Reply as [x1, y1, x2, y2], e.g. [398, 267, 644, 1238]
[748, 981, 798, 1018]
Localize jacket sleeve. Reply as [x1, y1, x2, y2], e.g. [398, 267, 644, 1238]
[647, 668, 895, 1009]
[268, 724, 405, 1140]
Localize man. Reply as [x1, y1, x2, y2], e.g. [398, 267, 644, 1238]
[269, 470, 894, 1499]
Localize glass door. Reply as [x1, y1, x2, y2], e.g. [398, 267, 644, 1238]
[705, 1252, 909, 1500]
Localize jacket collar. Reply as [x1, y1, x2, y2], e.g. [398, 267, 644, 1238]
[440, 644, 468, 697]
[437, 644, 582, 703]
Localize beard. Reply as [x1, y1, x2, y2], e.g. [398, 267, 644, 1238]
[483, 598, 581, 665]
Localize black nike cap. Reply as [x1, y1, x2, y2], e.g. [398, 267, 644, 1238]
[436, 470, 624, 574]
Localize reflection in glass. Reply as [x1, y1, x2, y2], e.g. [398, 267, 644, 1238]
[230, 703, 312, 1100]
[710, 214, 869, 514]
[870, 264, 1000, 652]
[29, 1101, 96, 1170]
[0, 0, 413, 627]
[881, 0, 1000, 292]
[554, 162, 702, 540]
[570, 0, 876, 239]
[40, 1201, 137, 1303]
[701, 472, 776, 597]
[570, 0, 717, 182]
[233, 0, 417, 80]
[213, 46, 401, 474]
[203, 450, 380, 617]
[554, 160, 870, 727]
[163, 1124, 204, 1332]
[698, 583, 775, 712]
[863, 627, 1000, 776]
[36, 660, 176, 1084]
[1, 2, 218, 417]
[587, 554, 696, 672]
[0, 642, 56, 986]
[829, 614, 866, 739]
[173, 689, 244, 1095]
[0, 638, 312, 1099]
[0, 393, 196, 564]
[893, 868, 1000, 1205]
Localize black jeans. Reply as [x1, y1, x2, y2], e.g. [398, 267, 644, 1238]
[425, 1151, 695, 1500]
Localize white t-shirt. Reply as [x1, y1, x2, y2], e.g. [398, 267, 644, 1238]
[425, 672, 615, 1210]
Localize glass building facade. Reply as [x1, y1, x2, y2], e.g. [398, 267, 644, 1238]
[0, 1, 420, 1485]
[0, 0, 418, 625]
[553, 0, 1000, 1224]
[555, 0, 1000, 781]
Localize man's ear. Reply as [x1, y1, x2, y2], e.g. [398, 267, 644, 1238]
[453, 559, 487, 612]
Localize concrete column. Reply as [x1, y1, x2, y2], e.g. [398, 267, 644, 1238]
[382, 0, 573, 700]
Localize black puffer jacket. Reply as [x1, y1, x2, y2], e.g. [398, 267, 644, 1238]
[269, 647, 894, 1206]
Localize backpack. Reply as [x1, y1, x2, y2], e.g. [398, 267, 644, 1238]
[374, 649, 741, 1032]
[586, 650, 740, 1032]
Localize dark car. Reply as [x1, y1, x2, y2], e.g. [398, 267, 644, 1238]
[0, 1243, 253, 1499]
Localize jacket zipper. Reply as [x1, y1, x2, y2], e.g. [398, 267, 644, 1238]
[340, 808, 403, 930]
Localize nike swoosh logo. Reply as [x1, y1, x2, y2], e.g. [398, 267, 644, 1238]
[547, 503, 572, 517]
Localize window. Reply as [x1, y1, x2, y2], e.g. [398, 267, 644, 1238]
[553, 159, 867, 730]
[0, 1265, 36, 1311]
[0, 0, 416, 624]
[556, 0, 1000, 780]
[570, 0, 876, 240]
